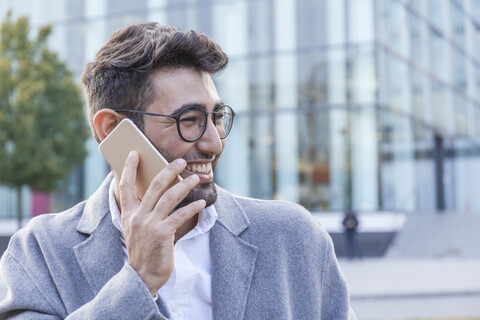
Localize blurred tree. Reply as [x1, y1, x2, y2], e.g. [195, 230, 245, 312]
[0, 12, 89, 229]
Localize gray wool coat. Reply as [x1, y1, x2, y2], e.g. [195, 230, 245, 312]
[0, 174, 356, 319]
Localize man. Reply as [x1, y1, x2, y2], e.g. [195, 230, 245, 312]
[0, 23, 356, 319]
[343, 210, 363, 260]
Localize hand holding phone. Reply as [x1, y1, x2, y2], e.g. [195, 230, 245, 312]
[108, 121, 206, 297]
[98, 118, 182, 199]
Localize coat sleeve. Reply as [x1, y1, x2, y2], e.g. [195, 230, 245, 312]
[319, 233, 358, 320]
[0, 251, 170, 319]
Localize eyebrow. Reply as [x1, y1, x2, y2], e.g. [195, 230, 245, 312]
[171, 101, 225, 115]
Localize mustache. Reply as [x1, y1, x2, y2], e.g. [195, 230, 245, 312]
[183, 153, 216, 162]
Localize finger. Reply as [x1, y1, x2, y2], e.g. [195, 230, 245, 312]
[166, 199, 206, 231]
[139, 158, 187, 212]
[119, 151, 140, 215]
[152, 174, 200, 218]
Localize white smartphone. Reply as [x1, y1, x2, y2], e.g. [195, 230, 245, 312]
[98, 118, 182, 199]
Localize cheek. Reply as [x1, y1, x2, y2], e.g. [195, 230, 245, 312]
[157, 139, 190, 162]
[213, 141, 226, 169]
[145, 128, 189, 162]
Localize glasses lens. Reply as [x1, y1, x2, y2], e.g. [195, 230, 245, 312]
[214, 105, 234, 138]
[178, 107, 207, 141]
[178, 105, 235, 141]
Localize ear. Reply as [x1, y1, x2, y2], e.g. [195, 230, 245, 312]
[93, 109, 125, 141]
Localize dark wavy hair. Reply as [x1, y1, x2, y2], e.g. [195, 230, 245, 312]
[82, 23, 229, 142]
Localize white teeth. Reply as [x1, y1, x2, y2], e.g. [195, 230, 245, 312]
[187, 163, 212, 174]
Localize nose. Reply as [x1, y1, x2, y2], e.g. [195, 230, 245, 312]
[196, 116, 223, 155]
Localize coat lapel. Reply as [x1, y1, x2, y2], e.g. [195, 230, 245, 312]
[73, 174, 125, 296]
[211, 187, 259, 320]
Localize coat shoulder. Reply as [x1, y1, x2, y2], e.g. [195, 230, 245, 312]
[230, 194, 331, 247]
[234, 195, 311, 222]
[5, 201, 88, 261]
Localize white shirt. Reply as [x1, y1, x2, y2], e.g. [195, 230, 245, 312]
[108, 179, 217, 320]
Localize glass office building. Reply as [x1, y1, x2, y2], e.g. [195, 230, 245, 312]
[1, 0, 479, 219]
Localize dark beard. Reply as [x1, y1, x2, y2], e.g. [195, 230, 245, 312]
[175, 181, 218, 210]
[148, 140, 221, 210]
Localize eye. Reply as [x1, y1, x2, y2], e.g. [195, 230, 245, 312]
[179, 107, 207, 130]
[215, 112, 224, 121]
[180, 108, 201, 121]
[180, 115, 199, 123]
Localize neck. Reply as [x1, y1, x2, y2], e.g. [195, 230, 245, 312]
[174, 214, 199, 243]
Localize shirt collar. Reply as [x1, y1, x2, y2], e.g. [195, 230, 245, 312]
[108, 178, 218, 239]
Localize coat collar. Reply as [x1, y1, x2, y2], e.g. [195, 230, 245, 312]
[213, 185, 250, 236]
[211, 186, 259, 320]
[76, 172, 114, 235]
[73, 173, 125, 295]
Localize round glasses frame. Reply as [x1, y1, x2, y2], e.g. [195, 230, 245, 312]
[115, 105, 236, 142]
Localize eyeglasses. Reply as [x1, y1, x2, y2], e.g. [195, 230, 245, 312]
[115, 105, 236, 142]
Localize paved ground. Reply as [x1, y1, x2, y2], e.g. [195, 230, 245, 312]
[339, 258, 480, 319]
[387, 213, 480, 258]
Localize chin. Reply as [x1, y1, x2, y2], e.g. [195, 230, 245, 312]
[176, 182, 218, 209]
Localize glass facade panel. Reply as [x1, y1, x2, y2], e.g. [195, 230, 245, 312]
[328, 108, 349, 210]
[327, 48, 347, 105]
[409, 0, 425, 16]
[431, 81, 447, 131]
[350, 45, 376, 104]
[0, 187, 30, 219]
[248, 0, 273, 54]
[477, 65, 480, 102]
[428, 0, 446, 33]
[452, 47, 467, 90]
[476, 102, 480, 138]
[349, 0, 375, 42]
[274, 53, 299, 203]
[454, 95, 469, 136]
[297, 0, 326, 48]
[379, 110, 415, 211]
[408, 9, 429, 67]
[298, 50, 328, 209]
[246, 56, 274, 200]
[429, 28, 448, 83]
[451, 3, 466, 48]
[385, 54, 411, 113]
[410, 68, 428, 140]
[212, 2, 248, 56]
[326, 0, 345, 46]
[351, 107, 378, 211]
[384, 0, 409, 57]
[274, 0, 297, 52]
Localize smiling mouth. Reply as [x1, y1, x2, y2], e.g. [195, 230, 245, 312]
[187, 162, 212, 175]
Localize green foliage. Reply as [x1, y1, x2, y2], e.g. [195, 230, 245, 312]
[0, 12, 89, 192]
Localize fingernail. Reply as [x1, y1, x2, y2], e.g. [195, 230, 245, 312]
[175, 158, 186, 166]
[187, 174, 199, 182]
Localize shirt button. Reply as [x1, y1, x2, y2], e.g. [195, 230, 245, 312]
[170, 303, 179, 313]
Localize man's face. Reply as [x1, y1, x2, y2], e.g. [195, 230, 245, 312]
[143, 68, 226, 207]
